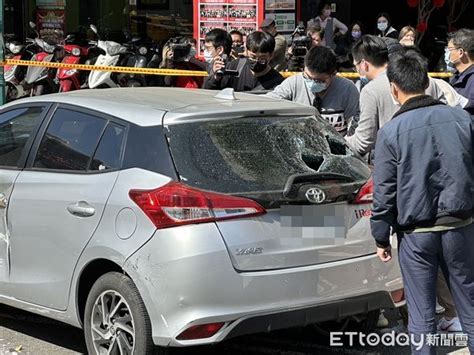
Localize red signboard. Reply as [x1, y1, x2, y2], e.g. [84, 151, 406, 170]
[194, 0, 264, 55]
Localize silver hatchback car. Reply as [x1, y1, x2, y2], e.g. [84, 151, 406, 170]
[0, 88, 403, 354]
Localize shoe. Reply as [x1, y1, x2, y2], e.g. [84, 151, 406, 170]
[436, 301, 446, 315]
[376, 312, 389, 328]
[380, 320, 408, 335]
[437, 317, 463, 332]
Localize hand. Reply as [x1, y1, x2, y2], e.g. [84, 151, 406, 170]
[377, 246, 392, 263]
[212, 57, 225, 79]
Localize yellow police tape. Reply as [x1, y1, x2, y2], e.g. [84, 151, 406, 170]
[1, 59, 453, 79]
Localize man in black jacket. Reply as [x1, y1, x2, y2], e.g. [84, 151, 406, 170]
[203, 31, 284, 92]
[371, 51, 474, 354]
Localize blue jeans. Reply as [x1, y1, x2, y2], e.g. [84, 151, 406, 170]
[398, 223, 474, 354]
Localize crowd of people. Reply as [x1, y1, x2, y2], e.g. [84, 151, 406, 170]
[160, 2, 474, 351]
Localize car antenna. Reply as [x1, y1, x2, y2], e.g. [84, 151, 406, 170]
[214, 88, 237, 100]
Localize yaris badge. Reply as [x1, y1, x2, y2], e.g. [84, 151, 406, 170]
[305, 187, 326, 204]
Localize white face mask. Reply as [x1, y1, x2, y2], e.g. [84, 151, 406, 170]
[203, 49, 214, 63]
[377, 21, 388, 32]
[444, 47, 460, 72]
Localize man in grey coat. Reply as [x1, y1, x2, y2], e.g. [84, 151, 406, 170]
[346, 36, 447, 160]
[266, 46, 359, 136]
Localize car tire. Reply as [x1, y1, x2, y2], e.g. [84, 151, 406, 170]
[84, 272, 156, 355]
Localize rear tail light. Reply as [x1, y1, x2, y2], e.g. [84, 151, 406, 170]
[129, 182, 266, 229]
[352, 177, 373, 204]
[176, 322, 225, 340]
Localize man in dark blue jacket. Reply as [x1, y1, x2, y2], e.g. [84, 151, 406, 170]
[371, 51, 474, 354]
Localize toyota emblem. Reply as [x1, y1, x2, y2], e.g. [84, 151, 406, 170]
[305, 187, 326, 204]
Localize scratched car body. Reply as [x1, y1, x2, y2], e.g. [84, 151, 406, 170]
[0, 88, 403, 354]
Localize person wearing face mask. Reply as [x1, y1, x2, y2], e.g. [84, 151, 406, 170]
[445, 28, 474, 114]
[307, 1, 348, 50]
[347, 36, 450, 160]
[203, 31, 284, 92]
[230, 30, 245, 60]
[334, 21, 365, 71]
[375, 13, 398, 40]
[260, 18, 288, 71]
[202, 28, 233, 72]
[266, 46, 360, 136]
[160, 38, 207, 89]
[371, 50, 474, 354]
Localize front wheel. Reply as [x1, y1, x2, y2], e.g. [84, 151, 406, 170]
[84, 272, 155, 355]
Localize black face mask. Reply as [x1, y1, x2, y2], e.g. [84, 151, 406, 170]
[248, 59, 268, 73]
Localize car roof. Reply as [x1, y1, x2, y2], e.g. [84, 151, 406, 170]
[1, 88, 316, 127]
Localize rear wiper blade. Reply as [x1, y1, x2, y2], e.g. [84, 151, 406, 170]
[283, 172, 354, 198]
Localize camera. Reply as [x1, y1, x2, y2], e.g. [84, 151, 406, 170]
[289, 23, 311, 58]
[166, 37, 193, 62]
[215, 54, 239, 77]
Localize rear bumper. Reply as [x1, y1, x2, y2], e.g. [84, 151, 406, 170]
[124, 224, 403, 347]
[224, 291, 394, 341]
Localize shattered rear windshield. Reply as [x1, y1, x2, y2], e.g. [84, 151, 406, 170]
[166, 116, 370, 195]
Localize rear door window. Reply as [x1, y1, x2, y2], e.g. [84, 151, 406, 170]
[166, 116, 371, 206]
[0, 107, 44, 168]
[34, 108, 107, 171]
[90, 123, 125, 171]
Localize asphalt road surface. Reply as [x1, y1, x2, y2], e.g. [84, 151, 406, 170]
[0, 306, 470, 355]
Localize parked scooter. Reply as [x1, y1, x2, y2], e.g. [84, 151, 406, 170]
[56, 30, 91, 92]
[120, 34, 161, 87]
[4, 34, 37, 102]
[87, 25, 129, 89]
[23, 22, 62, 96]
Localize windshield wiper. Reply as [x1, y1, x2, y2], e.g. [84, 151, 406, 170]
[283, 172, 354, 198]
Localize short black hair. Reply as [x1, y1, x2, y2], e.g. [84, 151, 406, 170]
[230, 30, 243, 39]
[205, 28, 232, 55]
[448, 28, 474, 61]
[305, 46, 337, 75]
[246, 31, 275, 54]
[352, 35, 389, 67]
[387, 51, 429, 94]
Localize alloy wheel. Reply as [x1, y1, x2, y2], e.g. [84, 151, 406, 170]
[90, 290, 136, 355]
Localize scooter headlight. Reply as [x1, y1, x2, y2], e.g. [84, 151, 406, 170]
[8, 43, 24, 54]
[65, 69, 78, 76]
[106, 42, 125, 56]
[71, 47, 81, 56]
[139, 46, 148, 55]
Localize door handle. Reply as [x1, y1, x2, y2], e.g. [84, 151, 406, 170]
[67, 201, 95, 217]
[0, 193, 8, 209]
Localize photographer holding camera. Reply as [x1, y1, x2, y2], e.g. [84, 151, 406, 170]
[160, 37, 207, 88]
[287, 24, 323, 72]
[203, 31, 284, 92]
[266, 46, 360, 136]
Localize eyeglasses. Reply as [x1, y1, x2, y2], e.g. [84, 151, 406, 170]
[303, 72, 331, 84]
[248, 57, 269, 64]
[445, 46, 461, 52]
